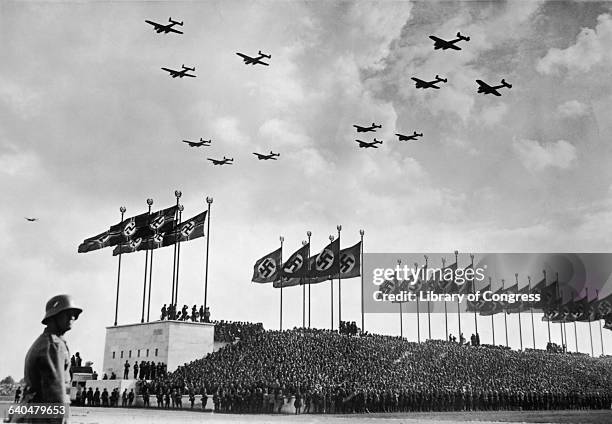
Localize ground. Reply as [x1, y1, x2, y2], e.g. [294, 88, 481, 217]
[2, 403, 611, 424]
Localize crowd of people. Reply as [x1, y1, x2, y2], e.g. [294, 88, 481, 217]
[146, 328, 611, 413]
[213, 320, 264, 343]
[160, 304, 210, 322]
[73, 387, 136, 407]
[121, 360, 168, 380]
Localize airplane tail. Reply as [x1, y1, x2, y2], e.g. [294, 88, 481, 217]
[457, 32, 470, 41]
[169, 17, 184, 25]
[258, 50, 272, 59]
[501, 79, 512, 89]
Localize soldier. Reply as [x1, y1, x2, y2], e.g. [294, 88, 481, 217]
[160, 304, 167, 320]
[128, 389, 135, 406]
[93, 387, 100, 406]
[101, 388, 109, 407]
[22, 294, 82, 410]
[133, 361, 139, 379]
[14, 386, 21, 403]
[75, 352, 82, 367]
[191, 305, 198, 322]
[204, 307, 211, 323]
[122, 389, 128, 407]
[123, 360, 130, 379]
[199, 305, 205, 322]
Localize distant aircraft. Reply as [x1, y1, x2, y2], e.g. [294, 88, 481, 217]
[161, 64, 196, 78]
[236, 50, 271, 66]
[395, 131, 423, 141]
[182, 138, 211, 147]
[429, 32, 470, 50]
[25, 217, 38, 222]
[253, 151, 280, 160]
[207, 156, 234, 165]
[412, 75, 447, 89]
[355, 139, 383, 149]
[476, 79, 512, 96]
[145, 17, 184, 34]
[353, 123, 382, 133]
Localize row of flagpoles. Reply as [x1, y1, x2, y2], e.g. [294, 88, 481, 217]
[251, 227, 365, 331]
[78, 191, 213, 326]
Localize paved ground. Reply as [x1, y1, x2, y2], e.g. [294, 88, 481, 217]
[2, 403, 611, 424]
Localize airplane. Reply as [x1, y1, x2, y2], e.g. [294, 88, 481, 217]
[353, 123, 382, 133]
[161, 64, 196, 78]
[395, 131, 423, 141]
[355, 138, 383, 148]
[145, 17, 184, 34]
[25, 217, 38, 222]
[182, 138, 211, 147]
[236, 50, 271, 66]
[207, 156, 234, 165]
[429, 32, 470, 50]
[476, 79, 512, 96]
[253, 151, 280, 160]
[411, 75, 447, 89]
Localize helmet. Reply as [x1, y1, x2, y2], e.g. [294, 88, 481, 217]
[42, 294, 83, 324]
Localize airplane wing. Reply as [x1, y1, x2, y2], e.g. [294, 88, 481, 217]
[251, 60, 269, 66]
[236, 53, 254, 63]
[161, 67, 178, 76]
[429, 36, 444, 45]
[476, 80, 490, 89]
[491, 89, 502, 97]
[166, 27, 183, 35]
[182, 73, 197, 78]
[445, 44, 461, 51]
[145, 20, 161, 29]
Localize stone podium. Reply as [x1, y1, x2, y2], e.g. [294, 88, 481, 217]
[102, 320, 215, 377]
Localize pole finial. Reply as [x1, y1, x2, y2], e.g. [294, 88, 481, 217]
[120, 206, 126, 213]
[307, 231, 312, 237]
[178, 204, 184, 212]
[337, 225, 342, 232]
[280, 236, 284, 243]
[147, 198, 154, 206]
[329, 235, 335, 241]
[359, 229, 364, 236]
[175, 190, 182, 198]
[206, 196, 213, 204]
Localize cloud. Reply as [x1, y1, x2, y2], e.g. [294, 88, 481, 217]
[480, 103, 508, 126]
[556, 100, 589, 118]
[536, 13, 612, 75]
[513, 138, 577, 171]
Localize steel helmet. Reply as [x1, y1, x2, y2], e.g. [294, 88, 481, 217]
[42, 294, 83, 324]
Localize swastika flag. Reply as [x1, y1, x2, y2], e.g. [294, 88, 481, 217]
[78, 210, 150, 253]
[252, 247, 282, 284]
[306, 238, 340, 278]
[280, 243, 310, 278]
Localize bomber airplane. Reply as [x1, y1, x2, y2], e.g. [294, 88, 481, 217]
[207, 156, 234, 165]
[476, 79, 512, 96]
[355, 139, 383, 148]
[396, 131, 423, 141]
[429, 32, 470, 50]
[253, 151, 280, 160]
[236, 50, 271, 66]
[412, 75, 447, 89]
[145, 17, 184, 34]
[25, 217, 38, 222]
[353, 123, 382, 132]
[182, 138, 211, 147]
[161, 65, 196, 78]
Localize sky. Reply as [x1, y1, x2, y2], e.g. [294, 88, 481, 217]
[2, 0, 612, 379]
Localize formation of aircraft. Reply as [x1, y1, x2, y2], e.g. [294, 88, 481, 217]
[145, 17, 184, 34]
[161, 65, 196, 78]
[355, 139, 383, 149]
[353, 123, 382, 133]
[182, 138, 211, 147]
[207, 156, 234, 165]
[25, 217, 38, 222]
[236, 50, 271, 66]
[429, 32, 470, 50]
[396, 131, 423, 141]
[476, 79, 512, 96]
[253, 151, 280, 160]
[412, 75, 447, 89]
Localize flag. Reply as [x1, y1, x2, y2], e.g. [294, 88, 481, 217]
[78, 230, 112, 253]
[337, 241, 361, 279]
[455, 264, 475, 295]
[112, 237, 145, 256]
[280, 243, 310, 279]
[506, 283, 532, 314]
[307, 238, 340, 278]
[467, 283, 490, 313]
[479, 285, 505, 316]
[432, 262, 458, 294]
[604, 314, 612, 330]
[252, 247, 282, 283]
[273, 276, 302, 288]
[170, 211, 207, 243]
[107, 211, 150, 245]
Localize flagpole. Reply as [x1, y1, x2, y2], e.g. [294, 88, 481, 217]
[425, 255, 431, 340]
[329, 234, 335, 331]
[337, 225, 342, 329]
[455, 251, 461, 341]
[502, 279, 508, 348]
[399, 301, 403, 338]
[471, 254, 477, 340]
[490, 277, 495, 345]
[360, 230, 365, 333]
[147, 246, 154, 322]
[307, 231, 312, 329]
[174, 205, 184, 306]
[557, 273, 564, 351]
[574, 321, 578, 353]
[597, 289, 605, 355]
[442, 257, 448, 341]
[170, 190, 181, 308]
[302, 240, 307, 328]
[141, 199, 153, 323]
[515, 273, 522, 350]
[586, 287, 594, 356]
[280, 236, 284, 331]
[114, 206, 126, 326]
[528, 276, 535, 349]
[415, 262, 421, 344]
[203, 196, 213, 314]
[544, 270, 550, 344]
